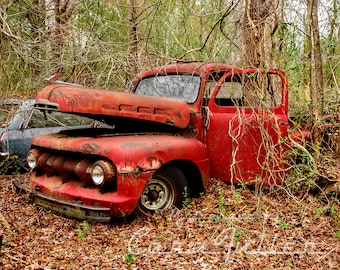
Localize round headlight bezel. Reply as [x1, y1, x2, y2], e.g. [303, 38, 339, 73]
[91, 164, 105, 186]
[90, 160, 116, 187]
[26, 149, 41, 169]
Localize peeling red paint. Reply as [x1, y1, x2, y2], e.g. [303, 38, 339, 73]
[25, 62, 311, 220]
[36, 86, 191, 128]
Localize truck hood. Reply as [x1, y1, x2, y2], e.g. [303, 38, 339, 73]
[35, 85, 191, 129]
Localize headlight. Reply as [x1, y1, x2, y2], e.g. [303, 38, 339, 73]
[26, 149, 42, 169]
[90, 160, 116, 187]
[91, 164, 105, 186]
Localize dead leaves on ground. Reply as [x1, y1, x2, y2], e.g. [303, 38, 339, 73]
[0, 173, 339, 269]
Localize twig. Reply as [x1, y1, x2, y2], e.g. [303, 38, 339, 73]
[2, 251, 30, 265]
[0, 212, 11, 229]
[0, 230, 3, 251]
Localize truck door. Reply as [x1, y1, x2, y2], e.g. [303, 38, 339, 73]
[205, 70, 289, 186]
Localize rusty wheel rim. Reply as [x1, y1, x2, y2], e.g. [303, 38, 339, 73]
[140, 178, 175, 211]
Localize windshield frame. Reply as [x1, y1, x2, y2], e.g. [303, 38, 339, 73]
[134, 74, 201, 104]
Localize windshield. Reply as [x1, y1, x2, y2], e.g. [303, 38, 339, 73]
[27, 110, 96, 128]
[134, 74, 201, 103]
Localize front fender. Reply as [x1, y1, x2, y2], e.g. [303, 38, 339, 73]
[111, 134, 210, 208]
[32, 133, 209, 175]
[110, 135, 209, 175]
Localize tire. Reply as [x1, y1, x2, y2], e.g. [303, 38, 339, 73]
[136, 165, 189, 216]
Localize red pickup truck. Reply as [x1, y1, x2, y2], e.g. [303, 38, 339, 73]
[19, 62, 310, 222]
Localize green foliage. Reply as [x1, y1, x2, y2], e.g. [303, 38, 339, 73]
[0, 156, 28, 175]
[314, 207, 324, 217]
[279, 219, 289, 229]
[232, 184, 244, 204]
[218, 187, 226, 215]
[124, 249, 135, 265]
[0, 0, 338, 116]
[233, 229, 243, 244]
[274, 21, 310, 116]
[77, 220, 90, 240]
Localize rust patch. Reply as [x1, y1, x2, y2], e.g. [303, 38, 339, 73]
[81, 143, 101, 154]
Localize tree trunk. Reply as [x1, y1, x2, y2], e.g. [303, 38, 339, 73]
[304, 0, 312, 87]
[240, 0, 276, 69]
[240, 0, 276, 105]
[52, 0, 77, 72]
[311, 0, 324, 118]
[326, 0, 338, 89]
[306, 0, 324, 160]
[127, 0, 139, 87]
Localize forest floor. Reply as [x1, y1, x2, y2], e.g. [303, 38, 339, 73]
[0, 162, 339, 270]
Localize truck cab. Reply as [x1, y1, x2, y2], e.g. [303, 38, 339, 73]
[20, 62, 308, 221]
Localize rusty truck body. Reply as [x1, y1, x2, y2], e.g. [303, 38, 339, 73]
[20, 62, 310, 221]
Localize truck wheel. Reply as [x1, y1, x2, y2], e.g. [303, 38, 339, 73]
[136, 166, 189, 216]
